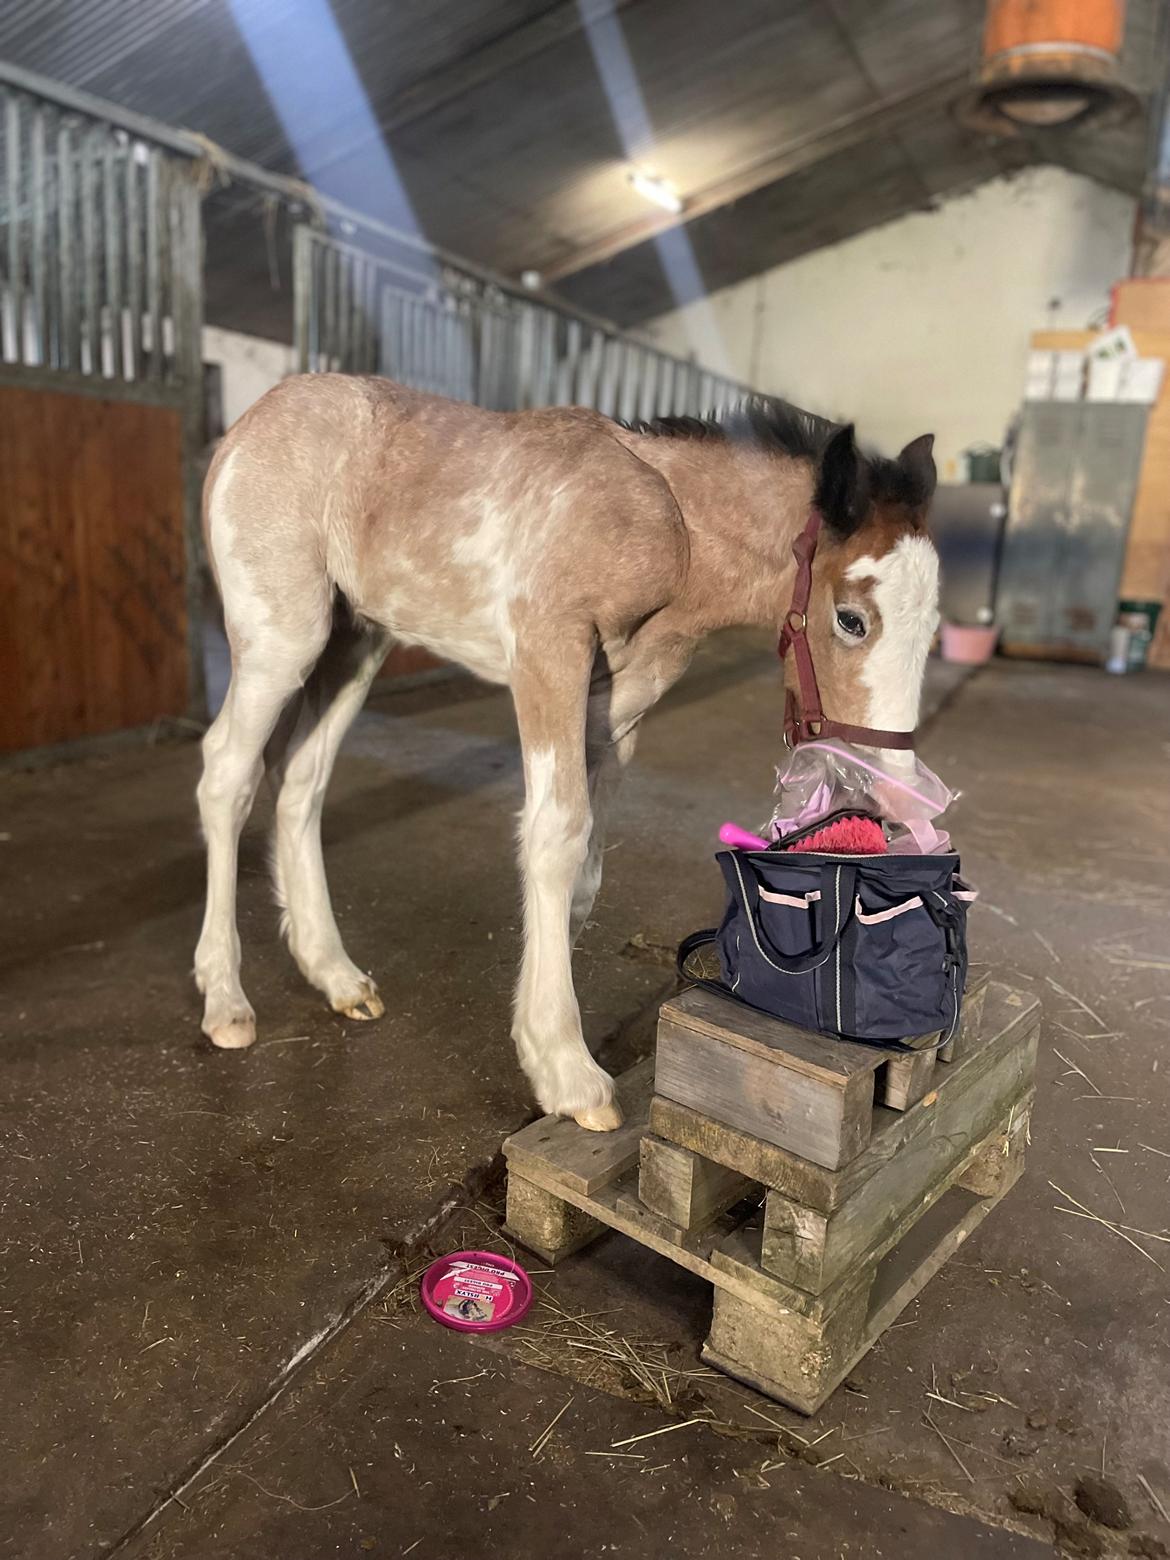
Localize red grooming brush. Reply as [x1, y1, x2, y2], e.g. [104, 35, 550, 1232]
[780, 810, 887, 855]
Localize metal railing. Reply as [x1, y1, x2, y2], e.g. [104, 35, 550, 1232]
[0, 82, 199, 386]
[293, 225, 747, 417]
[0, 56, 750, 416]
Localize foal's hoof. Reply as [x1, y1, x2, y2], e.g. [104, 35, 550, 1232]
[205, 1016, 256, 1050]
[331, 981, 385, 1022]
[573, 1100, 624, 1132]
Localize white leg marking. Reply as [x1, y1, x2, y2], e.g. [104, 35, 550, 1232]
[196, 667, 304, 1049]
[195, 450, 329, 1049]
[512, 746, 617, 1122]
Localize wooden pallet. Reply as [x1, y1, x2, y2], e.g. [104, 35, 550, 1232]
[503, 979, 1036, 1415]
[654, 965, 991, 1170]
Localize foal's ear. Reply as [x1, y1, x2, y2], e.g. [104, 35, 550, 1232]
[897, 433, 937, 503]
[815, 423, 865, 538]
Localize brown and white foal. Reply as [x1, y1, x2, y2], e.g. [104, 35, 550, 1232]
[195, 378, 939, 1130]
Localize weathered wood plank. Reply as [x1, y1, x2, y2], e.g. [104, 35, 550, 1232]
[649, 982, 1039, 1213]
[660, 986, 882, 1080]
[704, 1164, 1024, 1415]
[638, 1135, 759, 1233]
[655, 1021, 877, 1171]
[760, 1081, 1035, 1293]
[502, 1057, 654, 1196]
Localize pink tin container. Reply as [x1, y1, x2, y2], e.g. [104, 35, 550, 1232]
[420, 1251, 533, 1333]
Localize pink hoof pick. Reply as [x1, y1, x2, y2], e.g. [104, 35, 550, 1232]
[719, 822, 770, 852]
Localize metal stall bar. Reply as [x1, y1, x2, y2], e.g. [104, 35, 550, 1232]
[56, 116, 77, 370]
[102, 130, 122, 379]
[145, 147, 163, 379]
[125, 137, 142, 379]
[29, 102, 47, 366]
[5, 91, 23, 363]
[79, 123, 99, 375]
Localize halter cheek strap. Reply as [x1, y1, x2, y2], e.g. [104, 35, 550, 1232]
[777, 507, 916, 751]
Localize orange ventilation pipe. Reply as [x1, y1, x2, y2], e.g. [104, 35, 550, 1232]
[959, 0, 1138, 133]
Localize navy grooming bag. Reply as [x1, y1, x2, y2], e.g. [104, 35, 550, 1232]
[681, 849, 974, 1049]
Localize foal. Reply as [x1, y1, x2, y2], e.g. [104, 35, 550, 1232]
[195, 378, 939, 1130]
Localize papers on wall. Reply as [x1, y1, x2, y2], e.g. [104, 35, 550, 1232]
[1026, 327, 1164, 406]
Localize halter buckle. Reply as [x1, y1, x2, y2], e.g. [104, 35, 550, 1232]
[786, 609, 807, 635]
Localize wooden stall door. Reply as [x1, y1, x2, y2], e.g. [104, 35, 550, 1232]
[0, 384, 188, 752]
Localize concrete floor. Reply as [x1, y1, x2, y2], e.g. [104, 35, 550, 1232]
[2, 636, 1168, 1560]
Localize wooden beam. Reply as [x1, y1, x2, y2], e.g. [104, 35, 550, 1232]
[538, 71, 969, 282]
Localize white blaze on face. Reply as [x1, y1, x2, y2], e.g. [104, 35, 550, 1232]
[845, 535, 940, 761]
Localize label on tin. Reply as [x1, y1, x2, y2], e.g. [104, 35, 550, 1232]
[430, 1259, 520, 1325]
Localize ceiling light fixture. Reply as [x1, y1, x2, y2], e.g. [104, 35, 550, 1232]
[627, 169, 684, 215]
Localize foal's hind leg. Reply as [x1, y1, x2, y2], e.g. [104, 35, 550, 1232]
[571, 627, 696, 945]
[266, 618, 391, 1018]
[195, 634, 326, 1048]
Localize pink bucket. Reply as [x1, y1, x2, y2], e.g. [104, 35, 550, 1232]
[940, 622, 999, 665]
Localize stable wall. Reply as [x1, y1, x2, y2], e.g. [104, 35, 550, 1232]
[642, 167, 1135, 479]
[202, 324, 296, 431]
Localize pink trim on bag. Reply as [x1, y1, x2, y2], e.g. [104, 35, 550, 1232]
[854, 894, 924, 924]
[954, 889, 978, 902]
[758, 887, 822, 908]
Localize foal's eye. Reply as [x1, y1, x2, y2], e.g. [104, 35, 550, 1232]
[835, 609, 868, 640]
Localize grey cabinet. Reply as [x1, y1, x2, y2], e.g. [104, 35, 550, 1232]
[998, 403, 1149, 660]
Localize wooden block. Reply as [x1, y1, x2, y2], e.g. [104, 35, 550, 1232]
[655, 988, 883, 1170]
[504, 1174, 605, 1265]
[705, 1277, 871, 1414]
[938, 963, 991, 1064]
[760, 1081, 1035, 1293]
[878, 1047, 937, 1111]
[503, 1057, 654, 1196]
[638, 1135, 759, 1233]
[649, 982, 1040, 1216]
[705, 1155, 1026, 1415]
[713, 1214, 874, 1323]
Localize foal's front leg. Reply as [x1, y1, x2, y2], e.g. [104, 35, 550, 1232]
[511, 642, 621, 1132]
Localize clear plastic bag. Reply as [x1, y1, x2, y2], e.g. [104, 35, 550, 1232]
[768, 740, 958, 854]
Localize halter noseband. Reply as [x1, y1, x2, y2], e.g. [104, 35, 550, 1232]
[777, 507, 916, 751]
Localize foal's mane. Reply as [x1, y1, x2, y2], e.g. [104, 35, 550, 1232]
[618, 397, 835, 463]
[619, 396, 932, 509]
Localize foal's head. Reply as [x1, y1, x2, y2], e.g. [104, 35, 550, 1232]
[800, 421, 939, 754]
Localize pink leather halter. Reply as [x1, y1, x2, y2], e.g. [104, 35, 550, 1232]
[777, 507, 916, 751]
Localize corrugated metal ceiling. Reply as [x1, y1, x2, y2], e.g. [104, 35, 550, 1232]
[0, 0, 1158, 335]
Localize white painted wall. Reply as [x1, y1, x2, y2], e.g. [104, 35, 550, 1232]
[202, 324, 296, 431]
[643, 167, 1135, 479]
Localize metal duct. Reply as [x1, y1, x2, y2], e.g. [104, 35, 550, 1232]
[958, 0, 1139, 135]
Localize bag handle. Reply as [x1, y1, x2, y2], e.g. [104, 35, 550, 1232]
[674, 926, 952, 1054]
[729, 854, 858, 975]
